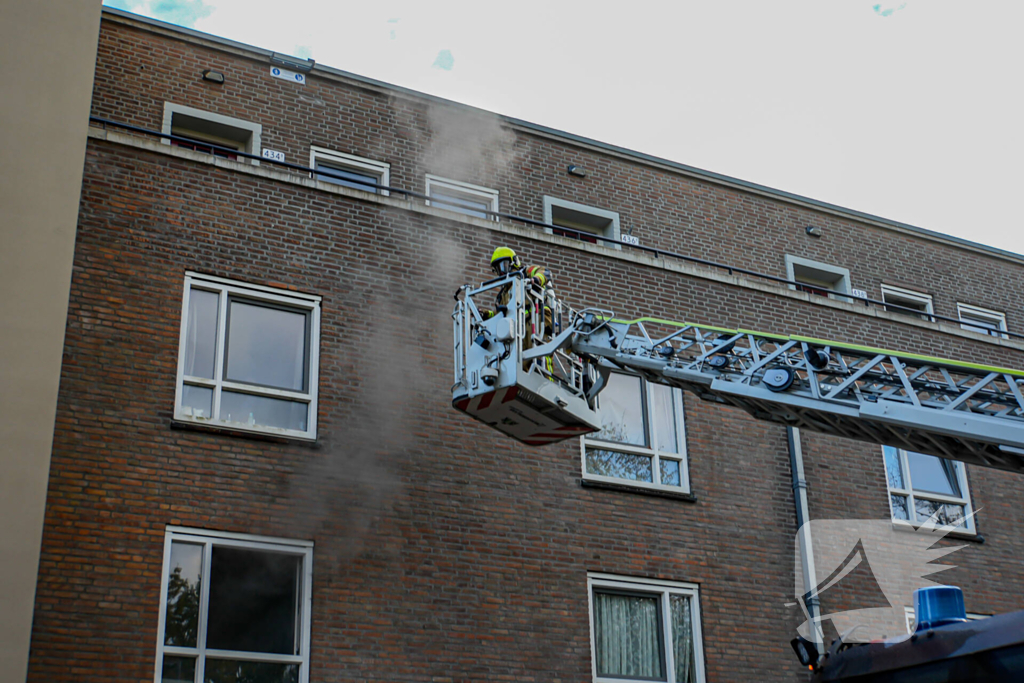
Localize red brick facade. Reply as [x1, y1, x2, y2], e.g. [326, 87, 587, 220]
[29, 10, 1024, 682]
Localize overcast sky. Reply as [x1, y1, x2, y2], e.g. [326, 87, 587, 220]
[105, 0, 1023, 255]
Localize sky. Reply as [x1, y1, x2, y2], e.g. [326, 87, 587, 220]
[104, 0, 1024, 255]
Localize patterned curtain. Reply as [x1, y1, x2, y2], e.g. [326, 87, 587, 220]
[670, 595, 695, 683]
[594, 592, 664, 679]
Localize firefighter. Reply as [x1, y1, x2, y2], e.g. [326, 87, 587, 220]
[484, 247, 555, 374]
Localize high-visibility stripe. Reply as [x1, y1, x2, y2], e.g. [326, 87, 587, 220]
[478, 391, 495, 410]
[454, 398, 470, 412]
[501, 387, 518, 403]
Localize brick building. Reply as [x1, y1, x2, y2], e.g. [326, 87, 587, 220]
[27, 7, 1024, 682]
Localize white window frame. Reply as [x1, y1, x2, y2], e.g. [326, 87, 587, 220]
[785, 255, 852, 300]
[880, 284, 934, 321]
[154, 526, 314, 683]
[542, 196, 621, 246]
[425, 174, 499, 220]
[587, 574, 706, 683]
[582, 372, 690, 494]
[904, 606, 988, 634]
[174, 272, 321, 440]
[161, 102, 263, 161]
[957, 303, 1008, 339]
[882, 446, 975, 534]
[309, 146, 390, 196]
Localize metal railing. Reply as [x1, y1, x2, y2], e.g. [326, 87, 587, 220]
[88, 115, 1024, 342]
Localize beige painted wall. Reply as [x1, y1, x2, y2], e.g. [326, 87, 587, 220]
[0, 2, 103, 679]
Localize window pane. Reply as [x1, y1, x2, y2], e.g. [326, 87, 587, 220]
[882, 446, 904, 490]
[651, 384, 679, 453]
[960, 315, 1001, 336]
[595, 373, 647, 447]
[181, 385, 213, 419]
[165, 542, 203, 647]
[204, 660, 299, 683]
[161, 655, 196, 683]
[184, 289, 219, 379]
[593, 591, 665, 680]
[315, 162, 379, 193]
[220, 392, 308, 432]
[660, 459, 681, 487]
[225, 301, 308, 391]
[206, 547, 301, 655]
[586, 450, 653, 483]
[670, 594, 696, 683]
[906, 452, 961, 497]
[890, 494, 909, 521]
[914, 499, 966, 528]
[430, 190, 490, 218]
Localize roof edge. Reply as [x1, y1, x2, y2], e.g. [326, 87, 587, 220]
[99, 6, 1024, 267]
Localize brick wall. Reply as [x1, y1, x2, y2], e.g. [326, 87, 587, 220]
[29, 13, 1024, 683]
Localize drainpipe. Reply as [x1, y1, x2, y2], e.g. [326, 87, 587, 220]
[788, 426, 823, 652]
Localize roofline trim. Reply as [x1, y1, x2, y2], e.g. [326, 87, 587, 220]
[99, 6, 1024, 267]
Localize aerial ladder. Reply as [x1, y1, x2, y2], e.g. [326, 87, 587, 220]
[453, 271, 1024, 474]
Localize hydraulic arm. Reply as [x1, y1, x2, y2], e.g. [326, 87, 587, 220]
[453, 275, 1024, 473]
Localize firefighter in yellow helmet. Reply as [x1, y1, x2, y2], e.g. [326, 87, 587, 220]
[484, 247, 555, 374]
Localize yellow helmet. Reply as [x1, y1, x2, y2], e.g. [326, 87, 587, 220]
[490, 246, 521, 275]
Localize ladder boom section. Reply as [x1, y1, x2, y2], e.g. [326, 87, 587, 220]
[571, 316, 1024, 473]
[452, 278, 1024, 472]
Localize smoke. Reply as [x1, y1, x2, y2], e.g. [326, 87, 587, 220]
[282, 97, 502, 567]
[281, 231, 469, 568]
[393, 95, 522, 187]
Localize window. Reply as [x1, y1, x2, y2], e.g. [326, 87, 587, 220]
[582, 372, 689, 493]
[174, 273, 321, 440]
[155, 527, 313, 683]
[543, 196, 620, 245]
[904, 607, 987, 634]
[881, 285, 934, 321]
[310, 146, 390, 195]
[882, 446, 975, 532]
[957, 303, 1008, 338]
[425, 175, 498, 220]
[785, 255, 852, 299]
[588, 574, 705, 683]
[162, 102, 262, 161]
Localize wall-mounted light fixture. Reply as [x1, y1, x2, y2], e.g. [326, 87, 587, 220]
[806, 225, 822, 237]
[270, 52, 315, 73]
[567, 165, 586, 178]
[202, 70, 225, 84]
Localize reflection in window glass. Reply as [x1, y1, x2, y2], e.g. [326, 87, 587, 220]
[882, 447, 972, 530]
[890, 494, 909, 520]
[204, 659, 299, 683]
[595, 373, 646, 447]
[906, 452, 961, 497]
[586, 450, 653, 482]
[226, 301, 307, 391]
[882, 446, 904, 489]
[315, 162, 378, 192]
[184, 289, 219, 379]
[175, 276, 319, 438]
[161, 656, 197, 683]
[220, 391, 308, 431]
[661, 460, 681, 487]
[181, 385, 213, 419]
[207, 547, 301, 655]
[165, 542, 203, 647]
[430, 190, 490, 219]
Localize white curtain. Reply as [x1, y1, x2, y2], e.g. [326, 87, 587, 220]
[670, 595, 695, 683]
[594, 592, 664, 679]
